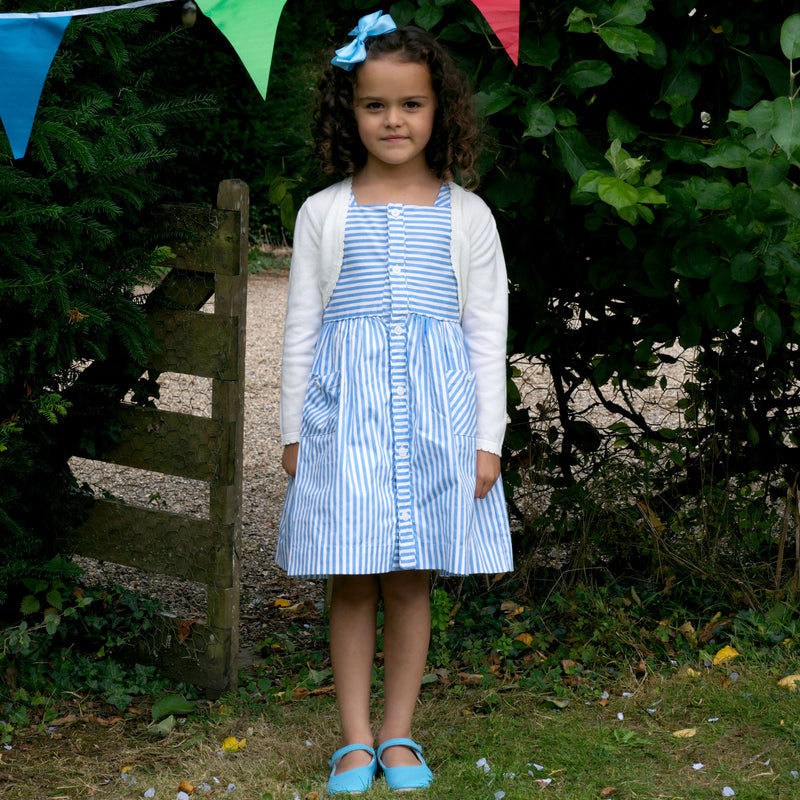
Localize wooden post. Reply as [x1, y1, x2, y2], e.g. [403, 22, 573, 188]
[208, 179, 249, 693]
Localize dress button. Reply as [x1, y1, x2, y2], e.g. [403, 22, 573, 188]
[390, 264, 402, 275]
[399, 510, 411, 522]
[390, 208, 401, 218]
[395, 385, 407, 397]
[397, 445, 409, 458]
[392, 323, 404, 336]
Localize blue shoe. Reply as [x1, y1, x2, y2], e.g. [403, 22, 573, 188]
[327, 744, 377, 795]
[377, 738, 433, 792]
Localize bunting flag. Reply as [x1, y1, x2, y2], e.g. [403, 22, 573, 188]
[0, 0, 519, 161]
[0, 15, 72, 159]
[197, 0, 288, 99]
[472, 0, 520, 64]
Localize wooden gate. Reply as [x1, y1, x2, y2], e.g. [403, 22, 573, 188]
[66, 180, 248, 695]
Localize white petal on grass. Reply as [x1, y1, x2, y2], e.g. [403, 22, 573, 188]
[791, 770, 800, 779]
[537, 778, 553, 786]
[692, 763, 704, 770]
[144, 790, 155, 799]
[617, 712, 624, 720]
[177, 793, 190, 800]
[707, 717, 719, 723]
[722, 787, 735, 797]
[476, 757, 491, 773]
[226, 784, 236, 793]
[306, 740, 313, 746]
[622, 692, 632, 697]
[495, 792, 506, 800]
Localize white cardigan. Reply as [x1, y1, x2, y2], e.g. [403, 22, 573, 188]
[280, 177, 508, 455]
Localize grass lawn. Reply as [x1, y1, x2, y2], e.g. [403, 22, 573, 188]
[3, 656, 799, 799]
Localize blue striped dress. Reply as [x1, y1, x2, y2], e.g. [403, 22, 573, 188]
[276, 184, 512, 577]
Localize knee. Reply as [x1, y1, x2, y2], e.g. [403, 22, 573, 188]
[331, 575, 380, 607]
[380, 571, 431, 608]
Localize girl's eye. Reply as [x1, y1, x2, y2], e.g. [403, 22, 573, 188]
[405, 101, 420, 109]
[366, 102, 383, 110]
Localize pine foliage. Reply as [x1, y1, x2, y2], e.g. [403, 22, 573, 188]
[0, 3, 216, 605]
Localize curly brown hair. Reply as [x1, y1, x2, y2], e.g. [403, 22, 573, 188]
[315, 25, 480, 187]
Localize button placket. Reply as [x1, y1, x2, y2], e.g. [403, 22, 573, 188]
[386, 204, 415, 568]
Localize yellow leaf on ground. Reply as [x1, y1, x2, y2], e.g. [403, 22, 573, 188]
[686, 667, 703, 678]
[672, 728, 697, 738]
[273, 598, 291, 607]
[713, 645, 740, 665]
[777, 674, 800, 692]
[222, 736, 246, 752]
[514, 633, 534, 647]
[178, 779, 195, 794]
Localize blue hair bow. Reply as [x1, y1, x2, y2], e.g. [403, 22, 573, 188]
[331, 10, 397, 71]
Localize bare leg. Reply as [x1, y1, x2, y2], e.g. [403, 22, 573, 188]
[376, 570, 431, 767]
[329, 574, 380, 774]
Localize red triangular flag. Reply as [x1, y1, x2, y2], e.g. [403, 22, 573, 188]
[471, 0, 519, 64]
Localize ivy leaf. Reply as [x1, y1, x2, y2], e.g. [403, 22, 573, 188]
[731, 252, 759, 282]
[701, 141, 750, 169]
[563, 60, 613, 94]
[779, 13, 800, 60]
[769, 96, 800, 157]
[754, 303, 782, 356]
[474, 87, 517, 116]
[746, 150, 790, 190]
[609, 0, 653, 26]
[597, 177, 639, 209]
[598, 26, 656, 59]
[661, 53, 701, 108]
[518, 32, 560, 69]
[20, 595, 40, 615]
[607, 110, 640, 142]
[522, 100, 557, 138]
[414, 5, 444, 29]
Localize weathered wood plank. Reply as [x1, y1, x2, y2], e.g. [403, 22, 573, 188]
[149, 205, 242, 276]
[147, 310, 238, 380]
[67, 498, 234, 584]
[99, 405, 228, 482]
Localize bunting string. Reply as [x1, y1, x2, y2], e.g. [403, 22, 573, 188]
[1, 1, 519, 161]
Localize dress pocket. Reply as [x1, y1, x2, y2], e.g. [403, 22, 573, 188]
[445, 369, 476, 436]
[301, 372, 341, 436]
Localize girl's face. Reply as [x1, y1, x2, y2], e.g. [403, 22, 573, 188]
[353, 55, 437, 174]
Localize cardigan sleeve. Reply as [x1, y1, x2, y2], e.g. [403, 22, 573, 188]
[459, 194, 509, 456]
[279, 199, 325, 445]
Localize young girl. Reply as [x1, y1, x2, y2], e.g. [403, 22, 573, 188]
[277, 11, 513, 794]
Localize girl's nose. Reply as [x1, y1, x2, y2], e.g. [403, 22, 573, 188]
[385, 106, 401, 126]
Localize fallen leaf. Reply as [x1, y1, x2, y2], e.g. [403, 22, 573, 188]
[501, 600, 525, 617]
[686, 667, 703, 678]
[177, 619, 198, 643]
[292, 687, 310, 700]
[222, 736, 246, 752]
[672, 728, 697, 738]
[151, 694, 195, 722]
[178, 779, 195, 794]
[273, 598, 291, 607]
[600, 789, 618, 798]
[304, 793, 320, 800]
[777, 674, 800, 692]
[713, 645, 740, 665]
[515, 632, 534, 647]
[458, 672, 484, 685]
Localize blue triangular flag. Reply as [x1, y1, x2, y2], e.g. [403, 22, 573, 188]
[0, 16, 72, 160]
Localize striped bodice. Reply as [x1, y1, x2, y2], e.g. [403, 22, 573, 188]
[323, 184, 458, 322]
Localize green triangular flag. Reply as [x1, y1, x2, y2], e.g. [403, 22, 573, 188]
[198, 0, 288, 99]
